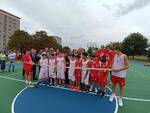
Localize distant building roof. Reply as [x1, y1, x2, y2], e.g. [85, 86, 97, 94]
[0, 9, 20, 19]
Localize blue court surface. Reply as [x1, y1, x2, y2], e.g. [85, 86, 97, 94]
[12, 85, 118, 113]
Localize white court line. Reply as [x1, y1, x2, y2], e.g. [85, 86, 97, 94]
[0, 75, 25, 83]
[122, 97, 150, 102]
[11, 87, 27, 113]
[107, 86, 118, 113]
[0, 75, 150, 102]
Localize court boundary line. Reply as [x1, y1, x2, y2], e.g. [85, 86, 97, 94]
[11, 87, 27, 113]
[1, 75, 150, 102]
[0, 75, 25, 83]
[107, 86, 118, 113]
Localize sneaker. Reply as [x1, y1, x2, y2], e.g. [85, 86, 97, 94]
[28, 82, 34, 88]
[95, 88, 98, 93]
[109, 94, 115, 102]
[89, 86, 93, 92]
[28, 84, 34, 88]
[69, 85, 72, 89]
[25, 81, 28, 86]
[101, 91, 105, 97]
[77, 86, 81, 90]
[74, 86, 80, 91]
[97, 89, 103, 95]
[72, 86, 77, 90]
[71, 85, 74, 89]
[118, 97, 123, 107]
[25, 83, 28, 86]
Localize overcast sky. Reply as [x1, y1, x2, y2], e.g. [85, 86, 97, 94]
[0, 0, 150, 49]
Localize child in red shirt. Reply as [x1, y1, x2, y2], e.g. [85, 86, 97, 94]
[23, 50, 34, 87]
[89, 54, 100, 93]
[99, 55, 109, 96]
[74, 54, 82, 90]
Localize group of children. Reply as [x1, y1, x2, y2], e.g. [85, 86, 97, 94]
[23, 46, 128, 106]
[38, 51, 113, 96]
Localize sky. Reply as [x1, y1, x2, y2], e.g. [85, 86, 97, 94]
[0, 0, 150, 49]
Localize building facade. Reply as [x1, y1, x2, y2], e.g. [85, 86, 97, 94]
[53, 36, 62, 45]
[0, 9, 20, 51]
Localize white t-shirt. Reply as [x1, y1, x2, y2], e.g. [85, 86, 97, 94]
[56, 57, 65, 72]
[112, 54, 127, 78]
[68, 59, 76, 77]
[49, 59, 56, 73]
[8, 52, 16, 60]
[39, 58, 48, 69]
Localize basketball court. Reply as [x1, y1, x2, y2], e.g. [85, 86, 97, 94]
[0, 61, 150, 113]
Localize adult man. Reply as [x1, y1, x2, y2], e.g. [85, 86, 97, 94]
[8, 50, 16, 72]
[30, 49, 39, 80]
[98, 45, 107, 61]
[0, 51, 6, 72]
[109, 46, 129, 107]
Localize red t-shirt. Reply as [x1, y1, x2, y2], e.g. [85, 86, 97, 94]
[23, 54, 32, 69]
[74, 59, 82, 82]
[92, 50, 99, 57]
[99, 62, 109, 87]
[100, 62, 109, 74]
[98, 48, 106, 57]
[74, 60, 82, 75]
[90, 61, 99, 82]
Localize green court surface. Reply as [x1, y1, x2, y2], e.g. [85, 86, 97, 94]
[0, 61, 150, 113]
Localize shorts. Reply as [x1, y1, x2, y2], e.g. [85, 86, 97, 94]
[99, 74, 107, 88]
[75, 74, 81, 82]
[39, 68, 48, 79]
[111, 75, 125, 87]
[69, 75, 75, 81]
[81, 78, 89, 85]
[81, 73, 90, 85]
[90, 75, 99, 83]
[57, 72, 65, 79]
[49, 72, 56, 78]
[24, 68, 32, 76]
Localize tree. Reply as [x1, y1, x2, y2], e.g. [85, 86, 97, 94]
[87, 47, 93, 54]
[32, 32, 62, 50]
[122, 32, 148, 58]
[7, 30, 62, 52]
[146, 47, 150, 61]
[106, 42, 122, 50]
[7, 30, 32, 52]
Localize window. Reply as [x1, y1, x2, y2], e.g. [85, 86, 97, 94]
[8, 28, 11, 31]
[3, 38, 6, 42]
